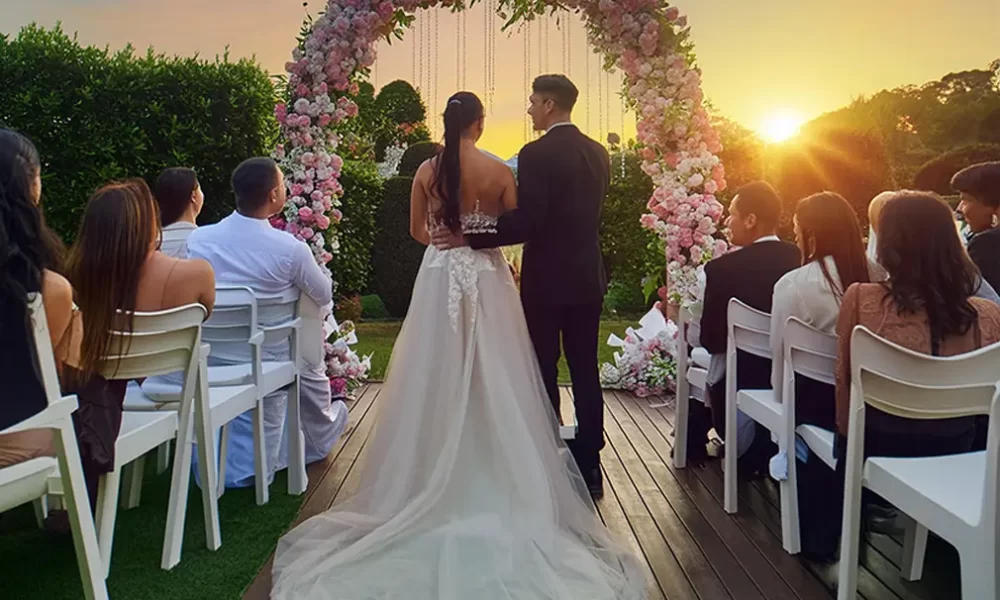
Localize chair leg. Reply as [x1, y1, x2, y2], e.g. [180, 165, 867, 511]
[286, 380, 308, 496]
[156, 440, 171, 475]
[192, 364, 221, 551]
[120, 454, 145, 510]
[836, 461, 865, 599]
[901, 518, 928, 582]
[958, 550, 995, 600]
[673, 383, 689, 469]
[723, 396, 738, 513]
[252, 402, 269, 506]
[94, 468, 122, 578]
[33, 496, 49, 529]
[779, 445, 802, 554]
[161, 422, 194, 570]
[55, 421, 109, 599]
[217, 424, 230, 500]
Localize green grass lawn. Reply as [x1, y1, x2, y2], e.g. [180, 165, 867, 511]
[0, 469, 301, 600]
[354, 318, 636, 383]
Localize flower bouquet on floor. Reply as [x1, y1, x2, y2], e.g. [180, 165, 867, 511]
[600, 307, 679, 404]
[325, 320, 372, 400]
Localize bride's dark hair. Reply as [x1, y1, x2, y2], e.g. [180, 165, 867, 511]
[433, 92, 484, 232]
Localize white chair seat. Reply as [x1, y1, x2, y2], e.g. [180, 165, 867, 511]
[736, 389, 783, 431]
[687, 367, 708, 402]
[207, 385, 259, 427]
[205, 361, 296, 392]
[0, 457, 59, 511]
[796, 424, 837, 469]
[116, 412, 179, 467]
[691, 347, 710, 369]
[866, 451, 985, 531]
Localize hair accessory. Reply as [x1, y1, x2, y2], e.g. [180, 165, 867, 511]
[448, 98, 462, 106]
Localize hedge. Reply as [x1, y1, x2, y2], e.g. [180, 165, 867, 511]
[0, 25, 279, 240]
[372, 176, 426, 317]
[398, 141, 441, 177]
[328, 159, 384, 294]
[912, 144, 1000, 194]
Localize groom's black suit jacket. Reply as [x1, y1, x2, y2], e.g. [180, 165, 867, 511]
[468, 124, 610, 306]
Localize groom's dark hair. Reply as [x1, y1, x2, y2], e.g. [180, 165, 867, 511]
[533, 75, 578, 112]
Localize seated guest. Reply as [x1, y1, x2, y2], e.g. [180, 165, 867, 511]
[953, 161, 1000, 292]
[865, 191, 894, 263]
[685, 181, 801, 465]
[182, 157, 347, 489]
[66, 179, 214, 507]
[803, 191, 1000, 560]
[153, 167, 203, 258]
[770, 192, 874, 429]
[0, 128, 80, 466]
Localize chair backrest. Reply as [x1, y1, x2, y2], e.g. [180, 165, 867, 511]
[257, 290, 302, 348]
[784, 317, 838, 386]
[781, 317, 838, 439]
[727, 298, 771, 359]
[2, 294, 68, 434]
[100, 304, 206, 385]
[848, 325, 1000, 529]
[201, 286, 260, 347]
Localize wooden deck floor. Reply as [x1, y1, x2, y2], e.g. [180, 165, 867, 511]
[244, 384, 960, 600]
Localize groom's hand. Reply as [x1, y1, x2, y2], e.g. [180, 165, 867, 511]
[431, 226, 468, 250]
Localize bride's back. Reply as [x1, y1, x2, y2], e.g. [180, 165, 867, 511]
[424, 147, 512, 220]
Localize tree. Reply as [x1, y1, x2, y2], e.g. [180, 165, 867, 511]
[912, 144, 1000, 195]
[372, 80, 432, 160]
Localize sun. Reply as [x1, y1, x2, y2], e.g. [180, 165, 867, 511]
[760, 111, 804, 143]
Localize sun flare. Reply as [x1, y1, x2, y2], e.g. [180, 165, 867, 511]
[760, 111, 804, 143]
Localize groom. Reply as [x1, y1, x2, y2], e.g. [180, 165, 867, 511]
[433, 74, 610, 498]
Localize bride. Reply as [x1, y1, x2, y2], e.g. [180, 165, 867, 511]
[271, 92, 647, 599]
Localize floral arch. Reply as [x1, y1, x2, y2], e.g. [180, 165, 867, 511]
[273, 0, 727, 308]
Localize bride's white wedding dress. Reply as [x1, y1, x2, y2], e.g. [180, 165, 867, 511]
[271, 208, 647, 599]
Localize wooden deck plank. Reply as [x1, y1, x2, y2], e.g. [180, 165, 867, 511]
[603, 402, 736, 599]
[634, 400, 835, 600]
[609, 391, 811, 600]
[600, 423, 701, 600]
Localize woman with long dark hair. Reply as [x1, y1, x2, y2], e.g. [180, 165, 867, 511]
[0, 128, 79, 466]
[272, 92, 645, 599]
[63, 179, 214, 507]
[770, 192, 873, 427]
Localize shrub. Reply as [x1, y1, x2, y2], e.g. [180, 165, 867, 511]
[372, 80, 431, 160]
[0, 25, 279, 241]
[601, 151, 660, 291]
[328, 159, 384, 293]
[372, 176, 426, 317]
[334, 293, 363, 322]
[360, 294, 390, 320]
[398, 141, 441, 177]
[912, 144, 1000, 194]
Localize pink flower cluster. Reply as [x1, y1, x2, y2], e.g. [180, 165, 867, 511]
[599, 322, 679, 398]
[325, 320, 372, 396]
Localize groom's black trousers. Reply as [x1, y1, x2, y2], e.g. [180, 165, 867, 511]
[522, 301, 605, 471]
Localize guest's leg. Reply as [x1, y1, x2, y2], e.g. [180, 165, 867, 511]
[223, 389, 287, 488]
[561, 302, 605, 469]
[522, 302, 562, 418]
[276, 363, 349, 468]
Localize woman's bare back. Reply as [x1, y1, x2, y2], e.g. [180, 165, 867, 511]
[423, 147, 516, 219]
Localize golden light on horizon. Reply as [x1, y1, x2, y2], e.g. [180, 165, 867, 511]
[759, 111, 804, 143]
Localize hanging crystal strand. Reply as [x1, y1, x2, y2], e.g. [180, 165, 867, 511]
[490, 0, 497, 111]
[525, 19, 532, 144]
[597, 57, 603, 144]
[621, 76, 627, 178]
[416, 16, 423, 95]
[584, 38, 590, 137]
[456, 9, 462, 91]
[462, 10, 467, 90]
[433, 10, 440, 133]
[483, 0, 488, 105]
[566, 18, 571, 77]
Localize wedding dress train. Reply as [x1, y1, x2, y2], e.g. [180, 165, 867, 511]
[271, 236, 646, 599]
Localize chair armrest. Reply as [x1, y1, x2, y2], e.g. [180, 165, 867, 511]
[1, 395, 79, 434]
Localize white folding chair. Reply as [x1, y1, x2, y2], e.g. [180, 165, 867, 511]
[723, 298, 774, 513]
[778, 317, 838, 554]
[203, 287, 307, 503]
[0, 295, 108, 599]
[90, 304, 223, 573]
[838, 327, 1000, 600]
[672, 305, 710, 468]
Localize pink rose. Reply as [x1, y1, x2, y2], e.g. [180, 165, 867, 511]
[300, 227, 315, 240]
[298, 207, 314, 220]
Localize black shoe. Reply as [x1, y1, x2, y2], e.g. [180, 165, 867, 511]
[584, 466, 604, 500]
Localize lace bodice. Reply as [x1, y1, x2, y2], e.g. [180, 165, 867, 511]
[427, 199, 499, 235]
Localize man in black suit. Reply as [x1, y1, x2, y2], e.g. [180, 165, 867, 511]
[686, 181, 801, 465]
[432, 74, 610, 498]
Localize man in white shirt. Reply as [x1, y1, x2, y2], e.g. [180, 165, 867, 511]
[186, 157, 348, 489]
[154, 167, 203, 259]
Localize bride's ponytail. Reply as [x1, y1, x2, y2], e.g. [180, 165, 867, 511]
[433, 92, 484, 233]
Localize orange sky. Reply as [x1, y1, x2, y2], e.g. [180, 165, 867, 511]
[6, 0, 999, 157]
